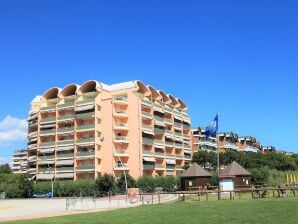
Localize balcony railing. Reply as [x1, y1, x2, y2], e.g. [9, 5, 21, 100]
[176, 165, 183, 170]
[154, 139, 164, 145]
[57, 101, 75, 109]
[164, 118, 173, 124]
[114, 111, 128, 117]
[40, 117, 56, 123]
[114, 163, 129, 170]
[155, 164, 165, 169]
[143, 164, 155, 170]
[155, 152, 165, 157]
[39, 141, 55, 148]
[40, 129, 56, 136]
[143, 137, 154, 145]
[76, 98, 95, 106]
[58, 114, 75, 121]
[114, 123, 128, 130]
[76, 151, 95, 157]
[57, 153, 74, 159]
[142, 150, 154, 156]
[164, 106, 172, 114]
[76, 112, 95, 120]
[142, 111, 153, 119]
[175, 154, 183, 159]
[77, 124, 95, 131]
[114, 149, 129, 156]
[76, 165, 95, 170]
[41, 105, 56, 112]
[56, 167, 74, 172]
[76, 138, 95, 144]
[57, 139, 74, 146]
[39, 155, 55, 160]
[141, 98, 153, 107]
[57, 127, 74, 133]
[115, 136, 129, 142]
[154, 115, 164, 122]
[165, 141, 174, 147]
[184, 155, 191, 160]
[154, 127, 165, 135]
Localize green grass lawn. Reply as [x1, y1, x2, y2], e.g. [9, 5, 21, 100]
[7, 197, 298, 224]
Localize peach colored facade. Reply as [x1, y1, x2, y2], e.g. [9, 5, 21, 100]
[27, 80, 192, 181]
[10, 149, 28, 174]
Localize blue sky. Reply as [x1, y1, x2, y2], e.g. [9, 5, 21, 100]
[0, 0, 298, 162]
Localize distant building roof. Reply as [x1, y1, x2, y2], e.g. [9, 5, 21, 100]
[220, 161, 251, 177]
[182, 163, 212, 177]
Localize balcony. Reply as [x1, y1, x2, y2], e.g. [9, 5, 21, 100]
[199, 141, 217, 147]
[76, 98, 95, 106]
[76, 164, 95, 172]
[76, 112, 95, 120]
[174, 110, 182, 119]
[142, 150, 154, 156]
[38, 168, 55, 173]
[113, 96, 128, 105]
[28, 143, 37, 150]
[154, 139, 164, 146]
[154, 127, 165, 135]
[142, 111, 153, 120]
[76, 137, 95, 145]
[154, 115, 164, 122]
[56, 167, 74, 173]
[114, 136, 129, 144]
[57, 139, 74, 146]
[164, 118, 173, 125]
[39, 155, 55, 160]
[143, 164, 155, 170]
[39, 141, 55, 148]
[57, 114, 75, 121]
[77, 123, 95, 132]
[165, 141, 174, 148]
[114, 123, 129, 131]
[166, 153, 175, 158]
[166, 165, 176, 170]
[141, 98, 153, 107]
[57, 153, 74, 159]
[175, 154, 183, 159]
[183, 134, 190, 140]
[57, 101, 75, 109]
[164, 106, 172, 114]
[224, 143, 239, 151]
[176, 165, 183, 170]
[57, 127, 74, 134]
[76, 151, 95, 159]
[40, 105, 56, 112]
[114, 110, 128, 118]
[28, 156, 37, 162]
[155, 164, 165, 170]
[142, 137, 154, 145]
[27, 168, 37, 173]
[40, 129, 56, 136]
[153, 103, 164, 113]
[40, 116, 56, 124]
[114, 163, 129, 171]
[28, 131, 38, 138]
[183, 123, 191, 130]
[28, 122, 38, 128]
[155, 152, 165, 158]
[184, 155, 191, 160]
[114, 149, 129, 157]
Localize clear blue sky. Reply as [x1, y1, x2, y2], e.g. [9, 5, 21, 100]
[0, 0, 297, 162]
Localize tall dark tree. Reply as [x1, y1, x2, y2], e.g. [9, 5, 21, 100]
[0, 164, 12, 174]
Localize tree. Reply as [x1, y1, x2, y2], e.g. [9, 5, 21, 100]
[0, 164, 12, 174]
[116, 173, 136, 193]
[95, 173, 116, 194]
[192, 151, 216, 168]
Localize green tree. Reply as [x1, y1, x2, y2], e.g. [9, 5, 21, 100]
[0, 164, 12, 174]
[95, 173, 116, 194]
[116, 173, 136, 193]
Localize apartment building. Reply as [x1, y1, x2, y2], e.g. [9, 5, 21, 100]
[191, 128, 217, 153]
[218, 132, 239, 152]
[27, 80, 192, 181]
[10, 149, 28, 174]
[237, 136, 262, 153]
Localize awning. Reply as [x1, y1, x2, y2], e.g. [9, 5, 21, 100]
[154, 121, 166, 127]
[142, 130, 154, 135]
[38, 161, 55, 165]
[40, 124, 56, 129]
[143, 157, 156, 162]
[39, 148, 55, 154]
[184, 149, 192, 154]
[57, 146, 74, 151]
[55, 173, 74, 179]
[166, 159, 176, 165]
[36, 174, 54, 180]
[75, 104, 94, 112]
[56, 160, 74, 166]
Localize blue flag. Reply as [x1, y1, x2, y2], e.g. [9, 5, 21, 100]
[205, 113, 218, 138]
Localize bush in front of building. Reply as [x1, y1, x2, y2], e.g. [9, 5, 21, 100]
[137, 175, 180, 193]
[0, 173, 33, 198]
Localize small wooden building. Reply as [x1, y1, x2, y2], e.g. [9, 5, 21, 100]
[181, 163, 212, 191]
[219, 161, 252, 190]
